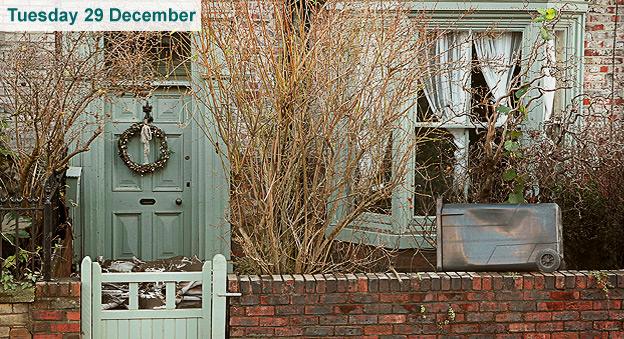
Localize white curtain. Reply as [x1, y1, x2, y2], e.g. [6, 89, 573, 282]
[423, 32, 473, 124]
[422, 32, 472, 193]
[542, 38, 557, 121]
[474, 32, 522, 124]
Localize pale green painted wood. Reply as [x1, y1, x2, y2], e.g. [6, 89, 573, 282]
[104, 92, 192, 261]
[92, 262, 103, 339]
[73, 33, 231, 264]
[211, 254, 228, 338]
[117, 319, 129, 338]
[176, 319, 187, 338]
[187, 318, 198, 338]
[129, 319, 141, 338]
[142, 319, 153, 339]
[104, 320, 116, 338]
[391, 80, 418, 239]
[163, 319, 175, 338]
[101, 271, 203, 283]
[129, 283, 139, 310]
[83, 255, 233, 339]
[152, 319, 164, 339]
[404, 0, 587, 13]
[80, 257, 92, 339]
[189, 32, 231, 262]
[166, 282, 176, 310]
[100, 309, 202, 320]
[200, 260, 213, 339]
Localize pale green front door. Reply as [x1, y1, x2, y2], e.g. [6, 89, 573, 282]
[104, 90, 192, 260]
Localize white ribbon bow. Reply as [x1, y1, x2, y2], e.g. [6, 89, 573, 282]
[140, 119, 153, 165]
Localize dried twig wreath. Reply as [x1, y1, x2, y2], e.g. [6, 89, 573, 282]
[118, 123, 170, 175]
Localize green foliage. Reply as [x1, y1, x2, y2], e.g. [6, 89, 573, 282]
[1, 213, 32, 244]
[497, 105, 511, 115]
[1, 248, 40, 291]
[534, 8, 558, 40]
[535, 8, 558, 23]
[502, 169, 517, 182]
[589, 271, 612, 297]
[503, 140, 520, 153]
[515, 85, 530, 100]
[507, 191, 524, 204]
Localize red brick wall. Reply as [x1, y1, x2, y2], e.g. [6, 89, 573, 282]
[227, 271, 624, 337]
[0, 302, 29, 339]
[32, 281, 81, 339]
[0, 281, 80, 339]
[584, 0, 624, 111]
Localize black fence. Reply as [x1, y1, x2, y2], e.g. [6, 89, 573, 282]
[0, 177, 61, 281]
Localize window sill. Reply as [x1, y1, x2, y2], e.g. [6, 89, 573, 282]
[328, 216, 437, 250]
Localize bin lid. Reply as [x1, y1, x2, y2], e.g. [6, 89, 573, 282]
[66, 166, 82, 178]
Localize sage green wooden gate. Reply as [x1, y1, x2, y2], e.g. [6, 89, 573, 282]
[80, 254, 236, 339]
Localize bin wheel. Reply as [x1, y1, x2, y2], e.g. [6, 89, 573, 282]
[536, 249, 561, 273]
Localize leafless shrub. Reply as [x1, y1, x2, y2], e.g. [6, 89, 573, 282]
[193, 0, 441, 274]
[520, 99, 624, 269]
[0, 32, 167, 197]
[0, 31, 167, 278]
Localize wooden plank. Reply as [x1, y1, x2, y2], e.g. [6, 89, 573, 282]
[175, 319, 187, 338]
[80, 257, 93, 339]
[186, 318, 198, 338]
[128, 283, 139, 310]
[152, 318, 164, 339]
[100, 309, 202, 320]
[212, 254, 227, 338]
[104, 320, 117, 339]
[166, 282, 176, 310]
[92, 262, 103, 339]
[141, 319, 153, 339]
[163, 318, 175, 338]
[200, 260, 212, 339]
[129, 319, 141, 339]
[117, 319, 129, 338]
[101, 271, 202, 283]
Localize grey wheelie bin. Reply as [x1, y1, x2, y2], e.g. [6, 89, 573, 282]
[436, 200, 563, 272]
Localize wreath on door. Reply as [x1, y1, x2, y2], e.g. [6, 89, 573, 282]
[118, 103, 170, 175]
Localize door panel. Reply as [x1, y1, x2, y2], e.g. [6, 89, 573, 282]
[112, 213, 142, 258]
[105, 90, 192, 260]
[111, 97, 141, 122]
[153, 212, 184, 258]
[153, 132, 184, 192]
[155, 97, 184, 122]
[112, 137, 144, 192]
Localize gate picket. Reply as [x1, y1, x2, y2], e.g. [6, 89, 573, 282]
[80, 257, 92, 339]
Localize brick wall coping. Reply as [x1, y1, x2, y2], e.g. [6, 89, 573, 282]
[34, 279, 80, 298]
[227, 270, 624, 293]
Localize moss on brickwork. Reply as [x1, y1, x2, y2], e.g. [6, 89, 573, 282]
[0, 288, 34, 303]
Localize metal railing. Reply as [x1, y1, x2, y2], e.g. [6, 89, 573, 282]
[0, 177, 60, 281]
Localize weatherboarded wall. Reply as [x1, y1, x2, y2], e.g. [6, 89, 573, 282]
[227, 271, 624, 337]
